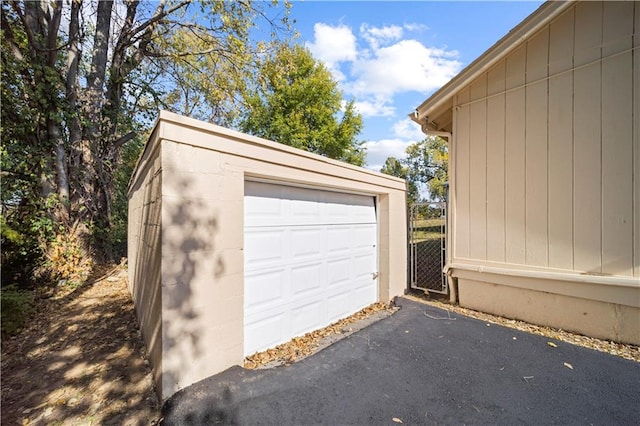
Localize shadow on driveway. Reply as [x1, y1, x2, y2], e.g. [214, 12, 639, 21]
[162, 297, 639, 425]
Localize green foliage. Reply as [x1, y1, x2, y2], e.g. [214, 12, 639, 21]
[239, 45, 365, 166]
[1, 0, 292, 290]
[106, 136, 145, 259]
[405, 137, 448, 201]
[1, 214, 41, 288]
[1, 285, 35, 337]
[158, 1, 294, 126]
[381, 137, 448, 202]
[380, 157, 419, 204]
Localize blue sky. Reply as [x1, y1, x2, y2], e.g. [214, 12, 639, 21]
[287, 1, 544, 170]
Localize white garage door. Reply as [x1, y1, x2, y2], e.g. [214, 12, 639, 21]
[244, 181, 378, 356]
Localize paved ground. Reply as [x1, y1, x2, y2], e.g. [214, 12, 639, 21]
[162, 297, 640, 425]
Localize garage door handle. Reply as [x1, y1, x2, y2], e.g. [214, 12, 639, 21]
[372, 272, 379, 280]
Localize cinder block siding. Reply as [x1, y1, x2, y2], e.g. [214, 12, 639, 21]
[128, 138, 163, 391]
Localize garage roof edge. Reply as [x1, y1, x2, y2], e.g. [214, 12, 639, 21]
[156, 110, 406, 186]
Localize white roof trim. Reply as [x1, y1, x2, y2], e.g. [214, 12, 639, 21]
[411, 0, 575, 128]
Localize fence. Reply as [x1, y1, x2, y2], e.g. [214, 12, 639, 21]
[408, 202, 447, 294]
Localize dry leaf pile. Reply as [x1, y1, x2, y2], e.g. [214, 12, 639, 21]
[244, 302, 393, 369]
[406, 294, 640, 363]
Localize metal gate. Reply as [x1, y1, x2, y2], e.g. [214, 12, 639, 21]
[408, 202, 447, 294]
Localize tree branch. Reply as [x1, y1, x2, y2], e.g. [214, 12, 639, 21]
[46, 0, 62, 66]
[126, 0, 191, 41]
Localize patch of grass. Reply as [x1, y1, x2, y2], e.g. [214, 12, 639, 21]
[1, 285, 35, 337]
[412, 218, 445, 228]
[411, 231, 445, 243]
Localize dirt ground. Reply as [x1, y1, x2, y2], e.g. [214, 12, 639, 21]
[1, 263, 160, 425]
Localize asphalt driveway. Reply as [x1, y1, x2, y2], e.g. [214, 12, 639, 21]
[162, 297, 640, 425]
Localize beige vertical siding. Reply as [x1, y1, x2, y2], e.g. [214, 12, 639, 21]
[601, 1, 634, 277]
[469, 77, 488, 260]
[573, 1, 603, 274]
[548, 7, 574, 271]
[452, 1, 639, 279]
[454, 88, 471, 259]
[486, 62, 506, 263]
[525, 27, 549, 267]
[504, 45, 526, 265]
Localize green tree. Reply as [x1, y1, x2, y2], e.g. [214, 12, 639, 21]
[381, 136, 448, 203]
[380, 157, 418, 204]
[1, 0, 292, 288]
[239, 45, 365, 166]
[405, 137, 448, 201]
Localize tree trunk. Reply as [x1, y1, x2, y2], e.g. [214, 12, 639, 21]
[65, 0, 83, 216]
[80, 0, 113, 241]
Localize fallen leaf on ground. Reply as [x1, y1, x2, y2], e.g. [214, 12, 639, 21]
[564, 362, 573, 370]
[547, 342, 557, 348]
[244, 302, 393, 368]
[392, 417, 403, 423]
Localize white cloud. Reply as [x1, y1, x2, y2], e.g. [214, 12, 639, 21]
[363, 118, 426, 171]
[353, 97, 395, 118]
[306, 23, 357, 81]
[305, 19, 461, 160]
[403, 23, 429, 33]
[306, 21, 461, 100]
[363, 138, 412, 171]
[360, 23, 403, 50]
[392, 118, 425, 141]
[350, 39, 461, 98]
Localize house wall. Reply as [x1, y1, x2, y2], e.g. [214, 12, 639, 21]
[127, 129, 163, 393]
[450, 1, 639, 343]
[131, 111, 407, 400]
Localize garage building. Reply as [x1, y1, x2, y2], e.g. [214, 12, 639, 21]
[128, 111, 407, 400]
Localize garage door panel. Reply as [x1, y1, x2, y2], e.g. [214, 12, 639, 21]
[354, 285, 376, 309]
[288, 185, 322, 203]
[291, 196, 322, 218]
[327, 291, 353, 322]
[245, 184, 281, 216]
[291, 228, 324, 258]
[326, 227, 351, 252]
[352, 204, 377, 223]
[245, 270, 287, 309]
[353, 224, 377, 249]
[244, 313, 286, 355]
[290, 263, 323, 295]
[244, 231, 286, 266]
[353, 253, 376, 280]
[244, 181, 378, 357]
[326, 199, 351, 221]
[291, 301, 324, 336]
[327, 259, 351, 286]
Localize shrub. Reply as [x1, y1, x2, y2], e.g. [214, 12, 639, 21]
[1, 285, 35, 337]
[45, 232, 94, 287]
